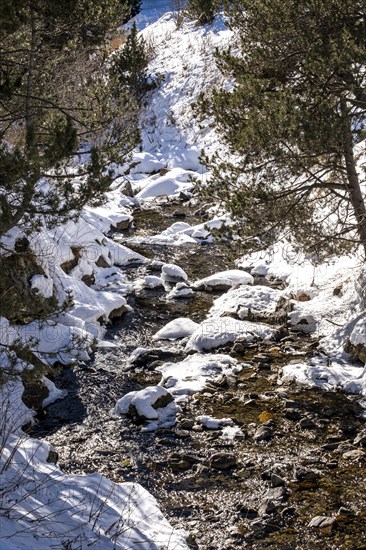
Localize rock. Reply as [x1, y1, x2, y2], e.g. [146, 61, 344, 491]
[161, 263, 188, 283]
[295, 467, 319, 482]
[46, 449, 59, 464]
[308, 516, 336, 529]
[271, 473, 285, 488]
[81, 274, 95, 287]
[179, 418, 195, 430]
[236, 505, 258, 519]
[353, 432, 366, 448]
[115, 217, 132, 230]
[153, 392, 174, 409]
[96, 255, 110, 268]
[172, 210, 186, 218]
[253, 426, 273, 442]
[120, 179, 134, 197]
[175, 429, 191, 439]
[342, 449, 365, 460]
[209, 452, 237, 470]
[108, 304, 129, 320]
[298, 417, 317, 430]
[284, 410, 302, 421]
[259, 500, 277, 516]
[252, 354, 272, 363]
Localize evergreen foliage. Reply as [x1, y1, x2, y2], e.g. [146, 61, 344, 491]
[0, 0, 140, 237]
[123, 0, 142, 22]
[200, 0, 366, 259]
[111, 22, 150, 103]
[187, 0, 221, 24]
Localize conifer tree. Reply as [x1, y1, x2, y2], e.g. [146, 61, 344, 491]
[187, 0, 220, 24]
[200, 0, 366, 259]
[111, 22, 149, 103]
[0, 0, 140, 237]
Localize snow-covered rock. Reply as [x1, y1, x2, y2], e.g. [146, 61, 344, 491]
[141, 275, 165, 289]
[161, 263, 188, 282]
[193, 269, 254, 291]
[167, 282, 194, 299]
[114, 386, 177, 431]
[280, 360, 366, 399]
[221, 425, 246, 440]
[196, 415, 234, 429]
[135, 168, 194, 200]
[209, 284, 282, 320]
[157, 353, 241, 399]
[186, 316, 277, 352]
[153, 317, 199, 340]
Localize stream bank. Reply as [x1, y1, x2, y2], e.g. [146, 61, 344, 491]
[33, 200, 366, 549]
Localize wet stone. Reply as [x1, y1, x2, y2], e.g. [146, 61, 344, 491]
[342, 449, 365, 460]
[308, 516, 336, 529]
[354, 432, 366, 447]
[209, 452, 237, 470]
[298, 417, 317, 430]
[253, 426, 273, 442]
[271, 473, 286, 487]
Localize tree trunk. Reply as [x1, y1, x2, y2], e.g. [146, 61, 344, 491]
[341, 100, 366, 259]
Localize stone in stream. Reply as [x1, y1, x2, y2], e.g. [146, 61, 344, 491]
[161, 263, 188, 283]
[308, 516, 336, 529]
[209, 452, 237, 470]
[253, 426, 273, 442]
[342, 449, 365, 460]
[353, 431, 366, 447]
[298, 417, 317, 430]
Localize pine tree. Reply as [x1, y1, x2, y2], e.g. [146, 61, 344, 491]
[111, 22, 149, 103]
[200, 0, 366, 259]
[187, 0, 221, 24]
[0, 0, 140, 237]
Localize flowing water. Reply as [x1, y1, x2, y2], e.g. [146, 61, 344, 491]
[33, 201, 366, 549]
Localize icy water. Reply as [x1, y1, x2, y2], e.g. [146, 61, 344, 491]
[34, 201, 366, 549]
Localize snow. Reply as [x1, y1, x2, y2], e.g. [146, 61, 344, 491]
[209, 284, 282, 319]
[196, 415, 234, 429]
[135, 168, 195, 200]
[30, 274, 53, 298]
[186, 316, 277, 352]
[280, 360, 366, 399]
[167, 282, 195, 299]
[141, 275, 165, 288]
[127, 216, 230, 247]
[157, 353, 241, 399]
[193, 269, 254, 290]
[221, 425, 246, 440]
[153, 317, 199, 340]
[0, 435, 188, 549]
[42, 376, 68, 407]
[161, 262, 188, 282]
[113, 386, 178, 431]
